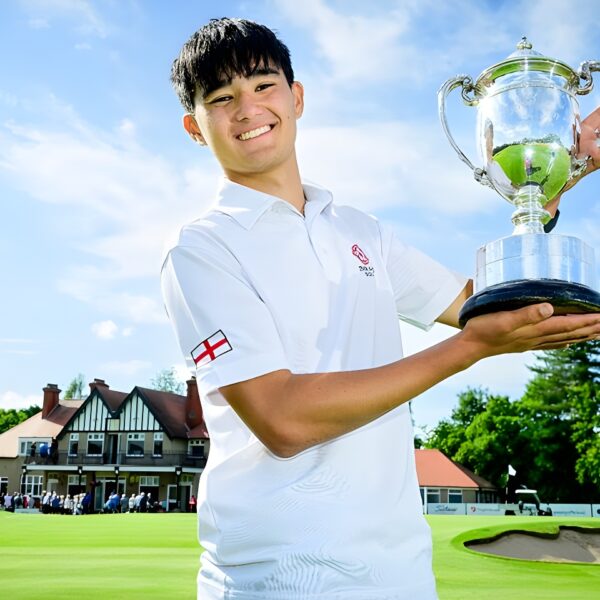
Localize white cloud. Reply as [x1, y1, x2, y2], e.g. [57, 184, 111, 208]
[0, 339, 40, 356]
[0, 391, 41, 410]
[74, 42, 91, 51]
[21, 0, 110, 38]
[0, 100, 220, 324]
[100, 359, 152, 377]
[173, 363, 193, 383]
[121, 327, 133, 337]
[274, 0, 422, 84]
[297, 121, 494, 216]
[91, 320, 119, 340]
[27, 17, 49, 29]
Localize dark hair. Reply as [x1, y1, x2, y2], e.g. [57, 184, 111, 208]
[171, 18, 295, 113]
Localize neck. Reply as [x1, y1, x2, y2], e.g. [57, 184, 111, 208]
[224, 155, 306, 214]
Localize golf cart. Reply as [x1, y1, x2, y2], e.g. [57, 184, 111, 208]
[504, 487, 553, 516]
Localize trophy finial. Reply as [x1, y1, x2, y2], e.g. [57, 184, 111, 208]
[517, 37, 533, 50]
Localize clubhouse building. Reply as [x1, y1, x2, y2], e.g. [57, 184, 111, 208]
[0, 378, 209, 512]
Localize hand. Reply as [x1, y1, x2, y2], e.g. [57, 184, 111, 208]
[579, 106, 600, 172]
[459, 303, 600, 358]
[545, 106, 600, 214]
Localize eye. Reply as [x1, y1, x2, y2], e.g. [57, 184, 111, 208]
[256, 83, 275, 92]
[209, 95, 233, 105]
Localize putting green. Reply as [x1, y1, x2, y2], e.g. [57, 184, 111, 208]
[430, 515, 600, 599]
[0, 511, 598, 599]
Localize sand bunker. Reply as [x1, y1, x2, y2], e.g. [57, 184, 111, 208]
[466, 527, 600, 563]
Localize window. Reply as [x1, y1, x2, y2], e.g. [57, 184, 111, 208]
[127, 433, 145, 456]
[426, 488, 440, 504]
[68, 433, 79, 456]
[18, 439, 49, 456]
[139, 476, 159, 487]
[153, 433, 163, 457]
[21, 475, 43, 496]
[448, 489, 463, 503]
[67, 474, 86, 496]
[87, 433, 104, 456]
[188, 440, 205, 457]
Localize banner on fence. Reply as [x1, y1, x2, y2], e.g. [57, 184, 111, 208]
[592, 505, 600, 518]
[427, 503, 466, 515]
[466, 503, 506, 516]
[549, 504, 592, 517]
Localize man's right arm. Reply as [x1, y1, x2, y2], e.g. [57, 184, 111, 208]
[221, 302, 600, 458]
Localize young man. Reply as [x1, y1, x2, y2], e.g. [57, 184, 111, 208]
[162, 18, 600, 600]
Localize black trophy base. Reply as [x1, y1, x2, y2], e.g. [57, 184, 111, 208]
[458, 279, 600, 327]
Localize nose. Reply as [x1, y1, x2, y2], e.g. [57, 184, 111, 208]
[235, 91, 263, 121]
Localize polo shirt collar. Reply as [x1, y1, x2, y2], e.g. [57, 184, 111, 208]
[214, 177, 333, 230]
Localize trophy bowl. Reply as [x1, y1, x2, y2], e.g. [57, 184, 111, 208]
[439, 38, 600, 326]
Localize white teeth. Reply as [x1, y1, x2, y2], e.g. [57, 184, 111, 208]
[238, 125, 271, 141]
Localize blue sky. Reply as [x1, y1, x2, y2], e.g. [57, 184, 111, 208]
[1, 0, 599, 434]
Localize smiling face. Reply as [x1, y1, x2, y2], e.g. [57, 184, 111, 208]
[184, 68, 304, 183]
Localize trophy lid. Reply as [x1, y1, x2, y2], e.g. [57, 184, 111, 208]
[474, 38, 579, 95]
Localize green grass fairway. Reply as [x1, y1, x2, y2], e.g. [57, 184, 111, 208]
[1, 512, 598, 599]
[0, 511, 199, 599]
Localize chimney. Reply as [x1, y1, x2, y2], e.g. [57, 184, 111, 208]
[42, 384, 61, 419]
[89, 378, 109, 392]
[185, 377, 204, 429]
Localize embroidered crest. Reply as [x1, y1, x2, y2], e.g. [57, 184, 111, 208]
[191, 330, 232, 367]
[351, 244, 369, 265]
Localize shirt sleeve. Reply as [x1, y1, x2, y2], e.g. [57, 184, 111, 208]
[161, 241, 289, 395]
[379, 222, 468, 330]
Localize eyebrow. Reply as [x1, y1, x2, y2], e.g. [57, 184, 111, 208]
[203, 67, 281, 99]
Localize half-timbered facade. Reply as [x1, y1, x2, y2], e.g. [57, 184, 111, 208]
[0, 378, 209, 512]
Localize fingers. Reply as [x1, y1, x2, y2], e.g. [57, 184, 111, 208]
[529, 316, 600, 347]
[500, 302, 554, 330]
[464, 303, 600, 358]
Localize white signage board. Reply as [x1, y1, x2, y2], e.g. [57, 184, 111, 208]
[466, 503, 506, 516]
[592, 505, 600, 518]
[427, 503, 466, 515]
[550, 504, 592, 518]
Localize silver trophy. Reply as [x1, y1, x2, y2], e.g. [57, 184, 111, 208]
[439, 38, 600, 326]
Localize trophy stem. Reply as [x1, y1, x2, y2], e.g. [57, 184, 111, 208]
[511, 184, 551, 235]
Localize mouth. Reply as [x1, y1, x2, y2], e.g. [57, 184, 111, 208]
[237, 124, 275, 141]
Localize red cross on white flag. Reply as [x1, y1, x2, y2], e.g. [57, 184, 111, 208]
[191, 330, 232, 367]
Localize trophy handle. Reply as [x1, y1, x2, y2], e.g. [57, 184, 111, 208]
[576, 60, 600, 95]
[438, 75, 491, 187]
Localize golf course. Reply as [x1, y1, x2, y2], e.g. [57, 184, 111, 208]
[1, 511, 598, 599]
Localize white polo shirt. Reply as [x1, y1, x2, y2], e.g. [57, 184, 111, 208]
[161, 178, 466, 600]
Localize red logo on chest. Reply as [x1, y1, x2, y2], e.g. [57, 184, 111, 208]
[351, 244, 369, 265]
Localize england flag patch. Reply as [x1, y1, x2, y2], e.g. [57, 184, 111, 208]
[191, 330, 232, 366]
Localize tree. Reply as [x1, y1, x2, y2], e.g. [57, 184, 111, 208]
[425, 388, 520, 490]
[0, 406, 41, 434]
[64, 373, 86, 399]
[425, 388, 489, 458]
[516, 341, 600, 500]
[426, 343, 600, 502]
[150, 368, 185, 395]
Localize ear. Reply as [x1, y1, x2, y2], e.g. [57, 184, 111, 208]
[183, 114, 207, 146]
[291, 81, 304, 119]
